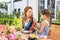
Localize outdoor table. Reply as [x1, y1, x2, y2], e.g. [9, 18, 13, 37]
[0, 25, 52, 40]
[21, 33, 52, 40]
[20, 33, 29, 40]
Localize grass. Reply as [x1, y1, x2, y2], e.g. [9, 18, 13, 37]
[0, 18, 13, 25]
[52, 21, 60, 25]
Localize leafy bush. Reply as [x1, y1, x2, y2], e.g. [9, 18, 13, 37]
[13, 12, 20, 18]
[40, 17, 43, 22]
[0, 13, 14, 25]
[57, 10, 60, 22]
[11, 16, 22, 31]
[52, 10, 60, 24]
[0, 18, 13, 25]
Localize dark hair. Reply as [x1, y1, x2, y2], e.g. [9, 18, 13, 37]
[22, 6, 33, 22]
[41, 9, 52, 27]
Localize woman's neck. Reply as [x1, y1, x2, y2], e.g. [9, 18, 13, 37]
[25, 18, 30, 22]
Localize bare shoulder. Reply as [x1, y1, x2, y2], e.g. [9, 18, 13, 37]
[42, 21, 47, 26]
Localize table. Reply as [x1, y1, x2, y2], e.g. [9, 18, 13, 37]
[21, 34, 52, 40]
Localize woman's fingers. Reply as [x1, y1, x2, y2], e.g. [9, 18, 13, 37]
[32, 27, 36, 29]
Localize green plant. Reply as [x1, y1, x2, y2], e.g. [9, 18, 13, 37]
[5, 29, 10, 35]
[57, 10, 60, 22]
[13, 12, 20, 18]
[12, 16, 22, 31]
[16, 34, 21, 40]
[40, 17, 43, 22]
[38, 12, 40, 22]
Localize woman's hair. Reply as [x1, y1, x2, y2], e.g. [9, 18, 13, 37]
[22, 6, 33, 22]
[41, 9, 52, 27]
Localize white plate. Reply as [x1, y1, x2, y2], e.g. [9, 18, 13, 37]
[23, 30, 31, 33]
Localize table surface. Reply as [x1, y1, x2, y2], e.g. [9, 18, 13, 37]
[21, 34, 52, 40]
[0, 34, 52, 40]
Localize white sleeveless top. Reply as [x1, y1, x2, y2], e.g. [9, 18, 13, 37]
[37, 20, 49, 38]
[44, 20, 49, 26]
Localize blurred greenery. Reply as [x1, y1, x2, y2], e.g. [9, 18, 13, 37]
[16, 34, 21, 40]
[5, 16, 22, 36]
[40, 17, 43, 22]
[38, 12, 40, 22]
[13, 11, 20, 18]
[52, 10, 60, 24]
[38, 10, 60, 24]
[0, 13, 13, 25]
[0, 11, 21, 25]
[56, 10, 60, 22]
[11, 16, 22, 31]
[52, 21, 60, 25]
[5, 11, 22, 34]
[0, 3, 7, 10]
[0, 3, 4, 8]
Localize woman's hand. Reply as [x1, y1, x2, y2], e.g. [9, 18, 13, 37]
[32, 27, 37, 30]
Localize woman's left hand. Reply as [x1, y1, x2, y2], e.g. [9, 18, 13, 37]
[32, 27, 37, 30]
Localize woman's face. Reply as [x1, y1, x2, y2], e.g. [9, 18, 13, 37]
[26, 9, 32, 18]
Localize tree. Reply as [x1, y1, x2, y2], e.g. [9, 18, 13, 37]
[13, 11, 20, 18]
[4, 2, 7, 10]
[0, 3, 4, 8]
[57, 10, 60, 21]
[0, 3, 7, 10]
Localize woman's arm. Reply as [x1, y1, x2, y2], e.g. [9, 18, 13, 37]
[33, 21, 47, 33]
[33, 18, 38, 27]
